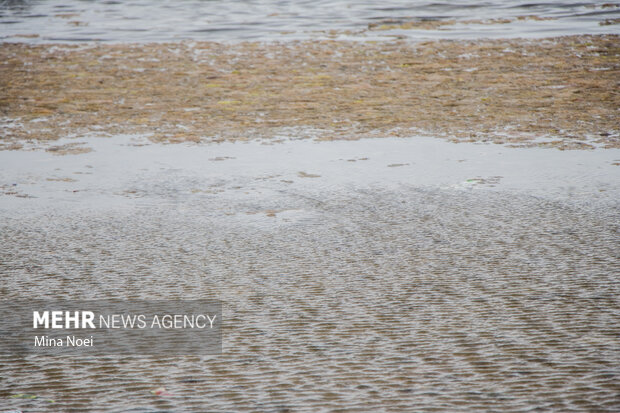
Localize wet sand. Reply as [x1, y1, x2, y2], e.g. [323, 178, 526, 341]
[1, 34, 619, 150]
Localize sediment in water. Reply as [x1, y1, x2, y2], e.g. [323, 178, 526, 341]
[0, 35, 618, 149]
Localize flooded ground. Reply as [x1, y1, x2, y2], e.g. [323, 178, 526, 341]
[1, 0, 619, 43]
[1, 136, 619, 411]
[2, 36, 619, 148]
[1, 1, 620, 411]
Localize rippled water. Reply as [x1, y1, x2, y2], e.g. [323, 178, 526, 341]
[1, 136, 619, 411]
[1, 0, 619, 43]
[2, 2, 619, 411]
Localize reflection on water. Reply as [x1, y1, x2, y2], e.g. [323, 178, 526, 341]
[1, 0, 619, 42]
[0, 137, 619, 411]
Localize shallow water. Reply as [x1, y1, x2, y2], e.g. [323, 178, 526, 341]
[1, 136, 619, 411]
[1, 0, 619, 43]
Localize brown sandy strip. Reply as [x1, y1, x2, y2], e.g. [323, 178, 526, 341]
[367, 15, 556, 31]
[0, 35, 618, 150]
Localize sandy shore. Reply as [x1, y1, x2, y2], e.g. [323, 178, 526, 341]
[1, 35, 618, 150]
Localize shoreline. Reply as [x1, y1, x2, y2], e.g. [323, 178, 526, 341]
[1, 34, 619, 150]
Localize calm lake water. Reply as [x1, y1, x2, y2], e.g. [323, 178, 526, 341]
[1, 0, 619, 43]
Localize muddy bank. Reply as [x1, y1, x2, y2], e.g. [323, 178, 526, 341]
[1, 35, 618, 149]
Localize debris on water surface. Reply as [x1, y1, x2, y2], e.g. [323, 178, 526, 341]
[150, 387, 173, 396]
[465, 176, 503, 187]
[8, 394, 55, 403]
[297, 171, 321, 178]
[45, 142, 93, 156]
[9, 394, 36, 400]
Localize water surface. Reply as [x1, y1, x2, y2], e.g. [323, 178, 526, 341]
[1, 0, 619, 43]
[1, 136, 619, 411]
